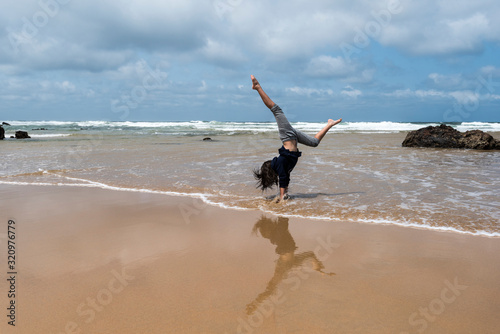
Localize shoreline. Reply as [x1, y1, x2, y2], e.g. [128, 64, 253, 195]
[1, 184, 500, 333]
[1, 180, 499, 238]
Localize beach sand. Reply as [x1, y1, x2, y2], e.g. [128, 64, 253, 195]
[1, 184, 500, 334]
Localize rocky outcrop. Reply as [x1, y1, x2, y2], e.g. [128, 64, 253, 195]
[402, 124, 499, 150]
[15, 131, 31, 139]
[0, 126, 4, 140]
[460, 130, 499, 150]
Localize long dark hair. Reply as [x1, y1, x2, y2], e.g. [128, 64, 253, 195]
[253, 160, 278, 191]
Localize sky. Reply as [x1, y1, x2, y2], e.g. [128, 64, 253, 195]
[1, 0, 499, 122]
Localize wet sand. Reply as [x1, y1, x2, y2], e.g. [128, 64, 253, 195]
[1, 184, 500, 334]
[3, 131, 499, 235]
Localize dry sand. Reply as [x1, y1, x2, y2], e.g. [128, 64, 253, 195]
[1, 184, 499, 333]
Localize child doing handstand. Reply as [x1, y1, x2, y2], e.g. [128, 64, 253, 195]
[251, 75, 342, 201]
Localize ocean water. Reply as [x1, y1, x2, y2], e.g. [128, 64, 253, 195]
[1, 120, 499, 237]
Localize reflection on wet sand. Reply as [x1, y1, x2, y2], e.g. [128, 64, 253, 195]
[246, 216, 335, 315]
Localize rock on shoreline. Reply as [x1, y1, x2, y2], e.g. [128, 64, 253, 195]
[402, 124, 500, 150]
[14, 131, 31, 139]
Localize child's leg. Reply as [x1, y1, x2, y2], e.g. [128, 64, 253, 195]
[314, 119, 342, 142]
[252, 75, 297, 143]
[251, 75, 275, 109]
[271, 105, 297, 143]
[295, 118, 342, 147]
[252, 75, 342, 146]
[294, 129, 320, 147]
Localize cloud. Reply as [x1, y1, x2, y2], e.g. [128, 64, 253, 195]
[67, 0, 213, 52]
[385, 89, 449, 99]
[485, 94, 500, 100]
[419, 13, 489, 55]
[285, 85, 362, 99]
[448, 91, 481, 105]
[223, 0, 370, 59]
[201, 39, 247, 66]
[3, 0, 499, 73]
[38, 80, 75, 93]
[385, 88, 499, 106]
[0, 0, 499, 121]
[341, 85, 362, 98]
[379, 2, 500, 56]
[111, 59, 169, 83]
[1, 0, 215, 73]
[305, 56, 354, 78]
[55, 81, 76, 93]
[428, 73, 463, 88]
[305, 55, 375, 83]
[424, 67, 500, 95]
[198, 80, 207, 92]
[480, 65, 500, 78]
[285, 86, 334, 96]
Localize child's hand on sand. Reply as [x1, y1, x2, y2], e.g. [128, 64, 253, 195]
[273, 194, 290, 203]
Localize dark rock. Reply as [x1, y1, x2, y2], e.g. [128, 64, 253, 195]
[32, 128, 48, 130]
[203, 137, 212, 141]
[15, 131, 31, 139]
[0, 126, 4, 140]
[402, 124, 499, 150]
[2, 122, 10, 126]
[402, 125, 462, 148]
[461, 130, 499, 150]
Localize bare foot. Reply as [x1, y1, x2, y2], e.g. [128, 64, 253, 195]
[251, 75, 261, 90]
[328, 118, 342, 127]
